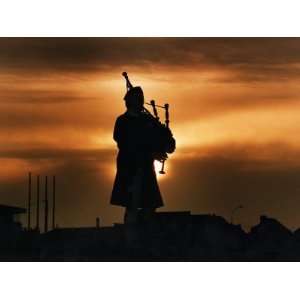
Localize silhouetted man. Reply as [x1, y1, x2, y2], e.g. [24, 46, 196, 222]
[110, 86, 166, 225]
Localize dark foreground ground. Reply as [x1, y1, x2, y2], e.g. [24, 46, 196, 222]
[1, 212, 300, 261]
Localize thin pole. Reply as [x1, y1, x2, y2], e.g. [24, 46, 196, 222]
[36, 175, 40, 231]
[52, 175, 56, 230]
[28, 172, 31, 230]
[44, 176, 48, 233]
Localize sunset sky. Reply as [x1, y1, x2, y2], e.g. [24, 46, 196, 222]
[1, 38, 300, 230]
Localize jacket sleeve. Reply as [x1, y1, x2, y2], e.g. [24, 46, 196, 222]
[113, 116, 147, 156]
[113, 116, 137, 152]
[113, 117, 125, 148]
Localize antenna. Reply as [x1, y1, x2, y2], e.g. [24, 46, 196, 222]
[44, 176, 48, 233]
[52, 175, 56, 230]
[36, 175, 40, 231]
[27, 172, 31, 230]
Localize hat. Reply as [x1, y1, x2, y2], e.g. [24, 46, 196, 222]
[124, 86, 144, 103]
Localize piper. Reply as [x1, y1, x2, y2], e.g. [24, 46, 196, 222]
[110, 72, 176, 228]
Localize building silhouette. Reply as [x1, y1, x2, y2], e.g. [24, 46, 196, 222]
[0, 204, 27, 259]
[1, 204, 300, 261]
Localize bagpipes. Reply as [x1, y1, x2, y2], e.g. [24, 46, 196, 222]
[122, 72, 176, 174]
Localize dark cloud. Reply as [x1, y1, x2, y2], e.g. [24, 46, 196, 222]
[1, 38, 300, 81]
[0, 89, 98, 104]
[0, 148, 114, 160]
[0, 99, 113, 132]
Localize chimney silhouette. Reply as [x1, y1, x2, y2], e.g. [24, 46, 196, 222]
[27, 172, 31, 230]
[52, 175, 56, 230]
[96, 217, 100, 229]
[36, 175, 40, 231]
[44, 176, 48, 233]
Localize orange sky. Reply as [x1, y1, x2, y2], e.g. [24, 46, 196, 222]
[1, 38, 300, 230]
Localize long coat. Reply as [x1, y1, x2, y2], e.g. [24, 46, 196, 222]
[110, 111, 163, 209]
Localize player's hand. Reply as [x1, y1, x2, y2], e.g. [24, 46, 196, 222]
[153, 152, 168, 162]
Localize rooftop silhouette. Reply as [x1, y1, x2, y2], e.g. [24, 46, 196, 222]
[1, 208, 300, 261]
